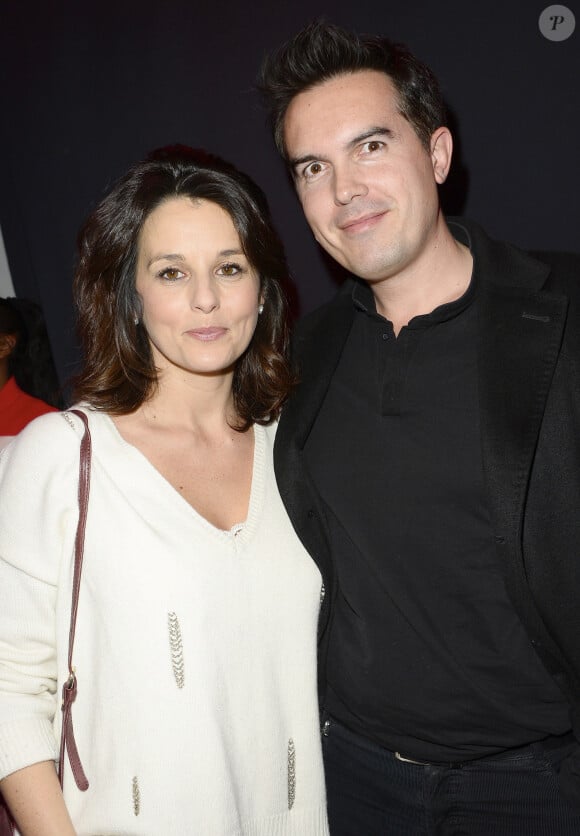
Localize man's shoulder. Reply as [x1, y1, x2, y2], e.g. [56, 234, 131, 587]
[529, 250, 580, 292]
[449, 217, 580, 295]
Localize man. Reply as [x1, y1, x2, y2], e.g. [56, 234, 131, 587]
[259, 21, 580, 835]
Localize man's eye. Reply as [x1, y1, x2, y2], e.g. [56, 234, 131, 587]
[303, 161, 324, 179]
[362, 140, 384, 154]
[158, 267, 185, 281]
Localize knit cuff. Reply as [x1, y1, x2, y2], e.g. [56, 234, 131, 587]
[0, 715, 58, 780]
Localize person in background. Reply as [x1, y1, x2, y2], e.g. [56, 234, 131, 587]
[0, 297, 59, 436]
[0, 146, 329, 836]
[259, 20, 580, 835]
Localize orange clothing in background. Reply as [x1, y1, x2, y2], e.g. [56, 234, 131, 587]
[0, 376, 58, 435]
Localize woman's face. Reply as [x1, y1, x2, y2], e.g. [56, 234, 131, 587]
[135, 197, 262, 383]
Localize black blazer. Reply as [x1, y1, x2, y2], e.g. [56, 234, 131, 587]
[274, 219, 580, 754]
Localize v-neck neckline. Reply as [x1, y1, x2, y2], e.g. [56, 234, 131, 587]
[96, 411, 265, 545]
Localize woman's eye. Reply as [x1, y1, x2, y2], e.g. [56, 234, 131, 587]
[217, 262, 242, 277]
[158, 267, 185, 281]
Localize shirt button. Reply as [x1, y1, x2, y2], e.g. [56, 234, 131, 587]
[382, 333, 389, 340]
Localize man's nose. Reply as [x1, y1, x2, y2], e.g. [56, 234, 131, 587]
[333, 163, 369, 205]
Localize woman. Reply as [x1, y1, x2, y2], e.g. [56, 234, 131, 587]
[0, 147, 329, 835]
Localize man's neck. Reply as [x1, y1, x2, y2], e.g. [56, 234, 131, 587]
[371, 223, 473, 336]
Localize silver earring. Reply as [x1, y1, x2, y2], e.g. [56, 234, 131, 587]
[134, 316, 139, 325]
[258, 304, 264, 315]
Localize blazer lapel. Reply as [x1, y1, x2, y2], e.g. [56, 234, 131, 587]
[475, 231, 569, 544]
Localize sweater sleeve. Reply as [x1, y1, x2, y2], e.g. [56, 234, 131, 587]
[0, 413, 80, 779]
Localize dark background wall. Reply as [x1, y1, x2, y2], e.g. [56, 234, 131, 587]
[1, 0, 578, 387]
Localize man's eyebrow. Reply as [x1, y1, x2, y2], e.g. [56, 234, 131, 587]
[347, 127, 395, 148]
[289, 127, 395, 174]
[289, 153, 319, 173]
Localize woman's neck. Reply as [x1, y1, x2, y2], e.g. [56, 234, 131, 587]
[137, 370, 240, 439]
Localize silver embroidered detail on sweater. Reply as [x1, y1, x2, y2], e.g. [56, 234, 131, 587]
[61, 411, 77, 430]
[168, 612, 185, 688]
[287, 738, 296, 809]
[132, 776, 140, 816]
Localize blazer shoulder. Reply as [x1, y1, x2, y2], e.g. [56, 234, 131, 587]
[530, 250, 580, 296]
[448, 217, 580, 302]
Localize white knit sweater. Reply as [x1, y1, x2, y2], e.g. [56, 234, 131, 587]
[0, 409, 329, 835]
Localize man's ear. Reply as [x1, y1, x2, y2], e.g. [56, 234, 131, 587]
[0, 333, 17, 360]
[430, 127, 453, 185]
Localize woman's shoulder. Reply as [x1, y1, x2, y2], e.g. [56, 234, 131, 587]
[0, 411, 90, 578]
[0, 408, 99, 476]
[7, 408, 78, 444]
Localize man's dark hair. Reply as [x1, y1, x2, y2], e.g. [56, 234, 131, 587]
[73, 145, 295, 430]
[259, 20, 447, 159]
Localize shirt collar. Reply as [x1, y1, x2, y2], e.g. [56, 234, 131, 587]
[350, 224, 476, 328]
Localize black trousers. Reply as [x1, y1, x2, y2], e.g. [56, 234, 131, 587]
[322, 715, 580, 835]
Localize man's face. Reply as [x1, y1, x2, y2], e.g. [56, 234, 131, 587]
[283, 70, 451, 284]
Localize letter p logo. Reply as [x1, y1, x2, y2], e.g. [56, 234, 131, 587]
[539, 5, 576, 41]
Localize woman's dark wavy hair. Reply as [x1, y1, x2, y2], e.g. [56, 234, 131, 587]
[0, 297, 62, 408]
[259, 20, 447, 160]
[73, 145, 295, 429]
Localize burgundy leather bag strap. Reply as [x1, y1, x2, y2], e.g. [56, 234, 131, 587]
[59, 409, 91, 792]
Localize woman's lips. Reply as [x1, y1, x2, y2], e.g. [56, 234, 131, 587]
[187, 327, 227, 341]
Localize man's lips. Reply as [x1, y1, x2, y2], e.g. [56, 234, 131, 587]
[338, 211, 387, 233]
[186, 327, 227, 341]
